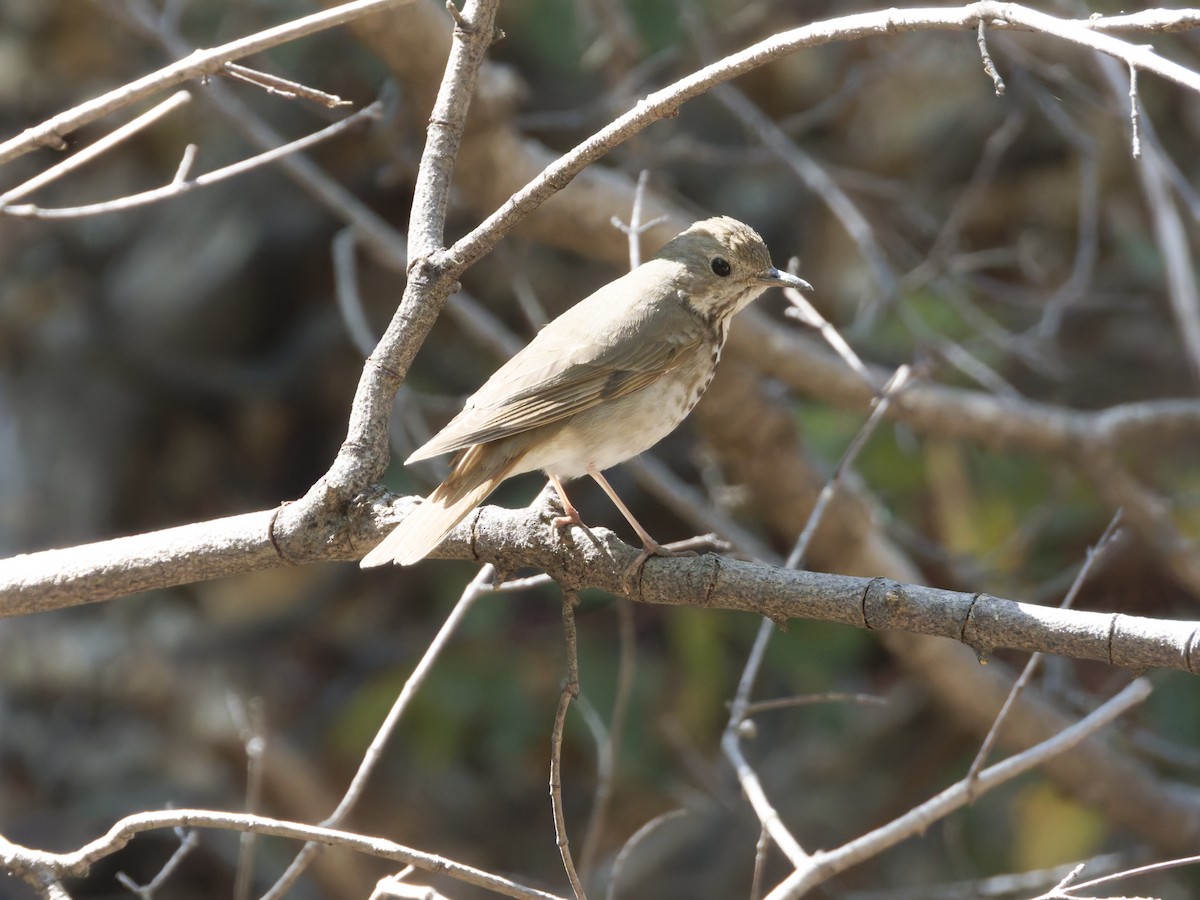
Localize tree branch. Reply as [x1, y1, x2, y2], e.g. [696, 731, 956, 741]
[5, 503, 1197, 676]
[0, 809, 565, 900]
[0, 0, 416, 165]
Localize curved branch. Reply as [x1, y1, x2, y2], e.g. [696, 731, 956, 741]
[0, 808, 564, 900]
[439, 2, 1200, 278]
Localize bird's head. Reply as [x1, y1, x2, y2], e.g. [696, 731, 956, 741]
[654, 216, 812, 324]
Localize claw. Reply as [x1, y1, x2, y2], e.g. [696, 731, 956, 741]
[623, 540, 696, 590]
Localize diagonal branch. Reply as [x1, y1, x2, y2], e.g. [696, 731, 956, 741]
[0, 0, 416, 165]
[763, 678, 1154, 899]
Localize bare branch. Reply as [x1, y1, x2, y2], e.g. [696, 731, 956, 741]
[262, 565, 496, 899]
[976, 19, 1007, 95]
[763, 678, 1153, 898]
[0, 102, 382, 218]
[0, 809, 566, 900]
[550, 593, 587, 899]
[0, 91, 191, 204]
[221, 62, 353, 108]
[4, 494, 1199, 677]
[442, 2, 1200, 281]
[0, 0, 415, 164]
[1128, 62, 1142, 157]
[0, 510, 281, 617]
[271, 0, 503, 553]
[115, 828, 198, 899]
[965, 511, 1125, 792]
[729, 310, 1200, 458]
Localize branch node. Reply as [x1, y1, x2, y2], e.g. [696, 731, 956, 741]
[267, 503, 288, 561]
[860, 576, 898, 629]
[1186, 628, 1200, 674]
[961, 593, 994, 663]
[41, 130, 69, 151]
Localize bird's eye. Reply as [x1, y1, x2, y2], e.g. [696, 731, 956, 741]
[711, 257, 731, 277]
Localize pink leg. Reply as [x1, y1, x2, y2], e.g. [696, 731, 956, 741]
[548, 474, 585, 529]
[587, 465, 665, 555]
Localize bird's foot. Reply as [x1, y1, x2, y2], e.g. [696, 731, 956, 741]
[551, 507, 585, 530]
[549, 502, 603, 549]
[623, 539, 697, 590]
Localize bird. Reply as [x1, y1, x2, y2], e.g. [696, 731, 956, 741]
[360, 216, 811, 569]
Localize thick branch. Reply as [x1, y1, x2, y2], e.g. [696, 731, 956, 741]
[5, 503, 1197, 677]
[0, 511, 280, 616]
[271, 0, 501, 551]
[728, 310, 1200, 458]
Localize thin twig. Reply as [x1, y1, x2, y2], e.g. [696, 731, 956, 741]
[709, 79, 896, 320]
[764, 678, 1153, 899]
[228, 696, 268, 900]
[977, 19, 1007, 95]
[123, 0, 408, 270]
[1128, 62, 1142, 158]
[0, 91, 191, 205]
[1, 102, 382, 218]
[787, 366, 914, 569]
[222, 62, 352, 108]
[741, 692, 887, 717]
[603, 809, 688, 900]
[781, 282, 875, 387]
[965, 510, 1125, 792]
[333, 228, 382, 358]
[0, 0, 414, 164]
[115, 828, 199, 898]
[171, 143, 198, 184]
[551, 592, 587, 899]
[610, 169, 666, 270]
[721, 622, 807, 865]
[721, 365, 913, 865]
[1038, 851, 1200, 897]
[1104, 50, 1200, 388]
[260, 565, 496, 899]
[577, 598, 636, 879]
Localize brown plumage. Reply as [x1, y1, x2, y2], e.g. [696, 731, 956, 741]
[361, 216, 810, 568]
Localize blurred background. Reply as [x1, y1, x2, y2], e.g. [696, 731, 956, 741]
[2, 0, 1200, 897]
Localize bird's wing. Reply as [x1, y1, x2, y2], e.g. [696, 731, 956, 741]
[407, 317, 703, 461]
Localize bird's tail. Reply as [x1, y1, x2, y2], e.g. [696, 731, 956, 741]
[360, 445, 521, 568]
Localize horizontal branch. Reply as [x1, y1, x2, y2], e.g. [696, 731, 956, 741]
[0, 808, 564, 900]
[729, 310, 1200, 457]
[0, 510, 281, 616]
[5, 501, 1196, 676]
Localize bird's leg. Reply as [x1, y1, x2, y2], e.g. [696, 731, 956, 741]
[587, 466, 665, 554]
[586, 465, 693, 584]
[547, 474, 586, 529]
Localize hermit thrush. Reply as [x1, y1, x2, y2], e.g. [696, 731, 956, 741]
[360, 216, 811, 568]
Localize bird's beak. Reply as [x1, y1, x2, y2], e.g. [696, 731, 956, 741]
[759, 267, 813, 293]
